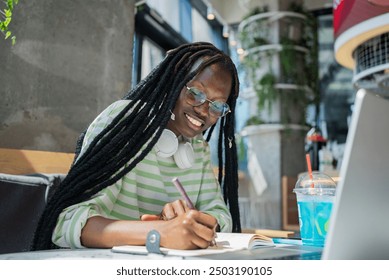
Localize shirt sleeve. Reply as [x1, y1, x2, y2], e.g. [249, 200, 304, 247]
[52, 183, 122, 248]
[196, 141, 233, 233]
[52, 100, 129, 249]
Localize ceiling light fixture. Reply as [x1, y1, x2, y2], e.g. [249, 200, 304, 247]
[222, 25, 230, 38]
[207, 5, 215, 20]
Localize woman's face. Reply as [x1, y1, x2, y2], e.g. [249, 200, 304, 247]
[167, 64, 232, 138]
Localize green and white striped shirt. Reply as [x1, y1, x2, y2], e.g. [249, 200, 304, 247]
[52, 100, 232, 248]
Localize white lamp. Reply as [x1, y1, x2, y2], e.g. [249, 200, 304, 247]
[222, 25, 230, 38]
[207, 5, 215, 20]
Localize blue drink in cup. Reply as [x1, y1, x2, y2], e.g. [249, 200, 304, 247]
[294, 172, 336, 247]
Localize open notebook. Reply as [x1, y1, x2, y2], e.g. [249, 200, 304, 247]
[112, 232, 274, 257]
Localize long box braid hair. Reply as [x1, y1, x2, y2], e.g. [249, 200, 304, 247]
[31, 42, 241, 250]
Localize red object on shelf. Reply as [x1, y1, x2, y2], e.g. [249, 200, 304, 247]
[306, 133, 327, 142]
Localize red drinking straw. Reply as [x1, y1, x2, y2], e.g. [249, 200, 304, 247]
[305, 153, 315, 188]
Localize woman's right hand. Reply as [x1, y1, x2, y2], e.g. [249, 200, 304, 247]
[158, 209, 217, 250]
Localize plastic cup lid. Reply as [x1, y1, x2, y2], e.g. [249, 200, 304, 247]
[294, 171, 336, 195]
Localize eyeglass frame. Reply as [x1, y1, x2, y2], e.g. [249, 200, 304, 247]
[185, 85, 231, 118]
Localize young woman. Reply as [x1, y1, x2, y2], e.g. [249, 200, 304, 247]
[32, 42, 241, 251]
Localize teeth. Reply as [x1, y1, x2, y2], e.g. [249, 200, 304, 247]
[186, 114, 202, 127]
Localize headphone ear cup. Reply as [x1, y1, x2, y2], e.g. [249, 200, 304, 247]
[154, 129, 194, 169]
[155, 129, 178, 157]
[174, 142, 195, 169]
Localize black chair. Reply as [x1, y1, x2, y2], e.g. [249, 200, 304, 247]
[0, 173, 64, 254]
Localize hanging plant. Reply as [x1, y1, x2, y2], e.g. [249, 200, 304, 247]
[238, 2, 318, 126]
[0, 0, 19, 44]
[255, 72, 277, 111]
[238, 6, 270, 50]
[280, 38, 299, 83]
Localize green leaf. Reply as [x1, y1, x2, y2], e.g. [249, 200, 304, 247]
[5, 9, 12, 17]
[7, 0, 14, 11]
[11, 35, 16, 44]
[5, 30, 11, 39]
[4, 17, 11, 27]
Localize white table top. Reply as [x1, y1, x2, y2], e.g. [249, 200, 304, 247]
[0, 244, 323, 260]
[0, 248, 184, 260]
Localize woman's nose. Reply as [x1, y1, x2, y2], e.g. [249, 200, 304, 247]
[193, 101, 209, 117]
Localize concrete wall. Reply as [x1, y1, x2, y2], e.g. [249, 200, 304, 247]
[0, 0, 135, 152]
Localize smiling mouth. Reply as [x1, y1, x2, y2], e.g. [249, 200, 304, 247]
[185, 113, 203, 127]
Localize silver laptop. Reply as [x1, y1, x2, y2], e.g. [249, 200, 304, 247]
[322, 89, 389, 260]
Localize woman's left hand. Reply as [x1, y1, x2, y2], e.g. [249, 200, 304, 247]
[140, 199, 190, 221]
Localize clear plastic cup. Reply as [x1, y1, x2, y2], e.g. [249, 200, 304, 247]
[294, 172, 336, 247]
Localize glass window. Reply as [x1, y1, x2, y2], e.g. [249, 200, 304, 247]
[317, 13, 354, 144]
[192, 8, 215, 43]
[140, 37, 165, 80]
[147, 0, 180, 32]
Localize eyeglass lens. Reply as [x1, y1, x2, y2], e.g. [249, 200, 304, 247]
[186, 87, 230, 117]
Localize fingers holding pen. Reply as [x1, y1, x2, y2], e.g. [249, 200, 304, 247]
[193, 211, 219, 246]
[140, 199, 192, 221]
[168, 206, 217, 231]
[183, 211, 218, 248]
[159, 209, 217, 249]
[141, 199, 218, 249]
[164, 177, 216, 248]
[160, 199, 191, 221]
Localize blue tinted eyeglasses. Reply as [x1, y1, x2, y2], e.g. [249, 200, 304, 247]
[185, 86, 231, 118]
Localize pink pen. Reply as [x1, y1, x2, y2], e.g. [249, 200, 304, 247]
[171, 177, 217, 247]
[172, 177, 195, 209]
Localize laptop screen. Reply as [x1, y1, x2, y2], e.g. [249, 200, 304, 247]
[322, 89, 389, 260]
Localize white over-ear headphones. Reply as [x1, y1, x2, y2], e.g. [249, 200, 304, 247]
[154, 129, 194, 169]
